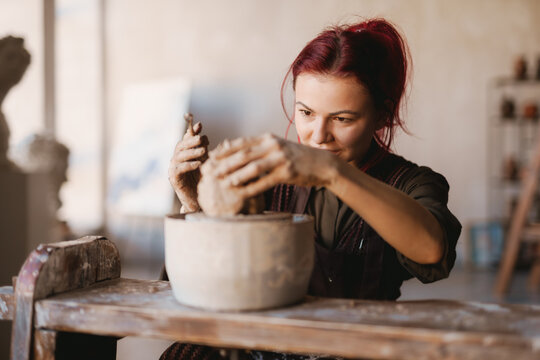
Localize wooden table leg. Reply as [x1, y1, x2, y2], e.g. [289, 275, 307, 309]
[10, 236, 120, 360]
[33, 329, 56, 360]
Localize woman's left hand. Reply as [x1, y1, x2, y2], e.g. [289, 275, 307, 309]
[197, 133, 338, 215]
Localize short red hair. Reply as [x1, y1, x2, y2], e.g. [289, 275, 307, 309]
[282, 18, 411, 151]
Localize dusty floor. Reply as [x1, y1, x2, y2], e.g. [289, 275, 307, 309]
[116, 263, 539, 360]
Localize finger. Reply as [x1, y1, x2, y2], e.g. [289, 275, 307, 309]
[224, 152, 287, 186]
[211, 136, 260, 159]
[174, 147, 207, 163]
[170, 161, 202, 178]
[192, 122, 202, 134]
[182, 129, 193, 140]
[212, 133, 280, 160]
[175, 135, 204, 152]
[182, 120, 201, 139]
[200, 134, 209, 147]
[211, 138, 283, 176]
[199, 157, 218, 176]
[212, 143, 274, 177]
[237, 163, 292, 198]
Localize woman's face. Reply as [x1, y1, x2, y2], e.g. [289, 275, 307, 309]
[294, 73, 383, 165]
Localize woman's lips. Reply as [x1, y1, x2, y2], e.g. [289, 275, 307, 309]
[309, 144, 341, 155]
[319, 147, 340, 155]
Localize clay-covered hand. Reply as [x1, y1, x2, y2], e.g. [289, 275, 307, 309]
[168, 122, 209, 212]
[197, 133, 336, 216]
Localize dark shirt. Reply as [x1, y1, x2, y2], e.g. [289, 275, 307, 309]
[306, 163, 461, 298]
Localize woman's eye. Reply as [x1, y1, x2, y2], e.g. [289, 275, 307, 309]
[298, 109, 311, 116]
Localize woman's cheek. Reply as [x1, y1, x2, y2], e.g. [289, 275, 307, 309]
[294, 122, 309, 144]
[340, 125, 370, 147]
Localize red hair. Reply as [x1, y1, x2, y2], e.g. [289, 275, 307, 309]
[282, 18, 411, 151]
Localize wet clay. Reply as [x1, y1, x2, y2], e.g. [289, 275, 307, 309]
[197, 156, 248, 216]
[197, 137, 271, 216]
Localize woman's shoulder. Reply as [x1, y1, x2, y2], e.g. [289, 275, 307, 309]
[366, 152, 418, 185]
[378, 153, 450, 193]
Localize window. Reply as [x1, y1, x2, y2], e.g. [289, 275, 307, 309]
[56, 0, 103, 231]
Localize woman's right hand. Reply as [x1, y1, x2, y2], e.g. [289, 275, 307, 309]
[197, 133, 337, 216]
[168, 122, 209, 212]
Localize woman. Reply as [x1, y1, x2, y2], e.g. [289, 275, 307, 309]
[164, 18, 461, 360]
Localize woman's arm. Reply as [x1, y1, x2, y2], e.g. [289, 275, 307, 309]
[326, 161, 444, 264]
[199, 133, 444, 264]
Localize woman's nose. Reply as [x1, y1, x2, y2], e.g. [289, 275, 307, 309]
[311, 117, 331, 145]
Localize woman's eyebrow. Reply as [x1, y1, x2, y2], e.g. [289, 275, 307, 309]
[295, 101, 314, 112]
[328, 110, 361, 116]
[296, 102, 360, 116]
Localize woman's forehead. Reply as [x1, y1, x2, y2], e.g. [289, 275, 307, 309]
[295, 73, 373, 110]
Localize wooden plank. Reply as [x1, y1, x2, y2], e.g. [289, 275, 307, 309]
[34, 278, 540, 360]
[34, 329, 56, 360]
[10, 236, 120, 360]
[0, 286, 14, 320]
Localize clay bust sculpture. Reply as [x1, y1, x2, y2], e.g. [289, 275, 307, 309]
[0, 36, 31, 170]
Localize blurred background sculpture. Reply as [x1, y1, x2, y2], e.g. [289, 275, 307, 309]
[14, 133, 70, 217]
[0, 35, 31, 170]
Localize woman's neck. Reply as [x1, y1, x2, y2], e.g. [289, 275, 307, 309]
[355, 139, 387, 172]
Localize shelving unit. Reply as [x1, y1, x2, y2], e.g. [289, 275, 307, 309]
[495, 123, 540, 294]
[487, 78, 540, 223]
[485, 77, 540, 294]
[466, 78, 540, 269]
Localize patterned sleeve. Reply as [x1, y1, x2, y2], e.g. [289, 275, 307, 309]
[395, 166, 462, 283]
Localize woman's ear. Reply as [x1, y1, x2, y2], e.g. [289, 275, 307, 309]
[376, 99, 394, 130]
[375, 115, 386, 131]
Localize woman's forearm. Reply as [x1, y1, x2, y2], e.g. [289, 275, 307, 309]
[326, 161, 444, 264]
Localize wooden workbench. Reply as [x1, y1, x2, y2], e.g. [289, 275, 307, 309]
[1, 237, 539, 360]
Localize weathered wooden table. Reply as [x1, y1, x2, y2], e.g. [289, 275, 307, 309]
[1, 237, 539, 360]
